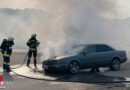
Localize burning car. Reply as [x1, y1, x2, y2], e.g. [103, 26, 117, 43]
[42, 44, 127, 74]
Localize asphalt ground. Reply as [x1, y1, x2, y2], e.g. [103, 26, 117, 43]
[0, 53, 130, 90]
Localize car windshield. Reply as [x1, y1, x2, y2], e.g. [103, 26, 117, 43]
[72, 45, 86, 54]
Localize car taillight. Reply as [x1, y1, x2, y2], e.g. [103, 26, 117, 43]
[124, 52, 127, 57]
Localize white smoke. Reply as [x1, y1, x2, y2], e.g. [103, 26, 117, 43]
[0, 0, 130, 61]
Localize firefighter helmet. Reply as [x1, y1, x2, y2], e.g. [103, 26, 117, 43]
[31, 34, 36, 38]
[8, 37, 14, 41]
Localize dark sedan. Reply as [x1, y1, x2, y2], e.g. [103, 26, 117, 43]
[42, 44, 127, 74]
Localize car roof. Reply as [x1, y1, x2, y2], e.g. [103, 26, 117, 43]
[75, 44, 109, 47]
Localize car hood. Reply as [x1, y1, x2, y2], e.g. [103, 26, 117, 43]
[46, 54, 76, 61]
[55, 54, 76, 60]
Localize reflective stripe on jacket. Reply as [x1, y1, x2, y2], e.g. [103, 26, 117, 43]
[3, 51, 10, 57]
[3, 61, 10, 65]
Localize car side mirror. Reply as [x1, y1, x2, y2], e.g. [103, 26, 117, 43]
[82, 51, 89, 56]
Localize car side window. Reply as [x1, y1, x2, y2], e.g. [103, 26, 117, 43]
[86, 46, 97, 53]
[96, 45, 114, 52]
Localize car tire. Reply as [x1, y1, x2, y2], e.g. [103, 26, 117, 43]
[110, 58, 121, 71]
[68, 61, 80, 74]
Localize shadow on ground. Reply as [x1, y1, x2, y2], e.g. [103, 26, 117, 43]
[43, 71, 126, 83]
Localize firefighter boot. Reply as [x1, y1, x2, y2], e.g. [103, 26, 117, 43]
[6, 65, 11, 72]
[27, 59, 30, 67]
[3, 64, 6, 72]
[34, 59, 37, 68]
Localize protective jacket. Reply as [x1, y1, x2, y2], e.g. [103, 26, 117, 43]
[1, 39, 14, 56]
[27, 37, 40, 51]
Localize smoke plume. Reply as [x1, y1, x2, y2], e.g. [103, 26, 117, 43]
[0, 0, 130, 60]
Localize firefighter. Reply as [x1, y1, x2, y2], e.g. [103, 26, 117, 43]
[27, 34, 40, 68]
[0, 37, 14, 72]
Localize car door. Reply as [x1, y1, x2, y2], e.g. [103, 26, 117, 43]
[95, 45, 114, 66]
[80, 45, 98, 68]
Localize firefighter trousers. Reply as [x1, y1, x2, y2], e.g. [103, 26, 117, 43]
[3, 56, 10, 72]
[27, 50, 37, 67]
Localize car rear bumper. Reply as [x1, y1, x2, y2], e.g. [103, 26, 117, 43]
[120, 57, 127, 63]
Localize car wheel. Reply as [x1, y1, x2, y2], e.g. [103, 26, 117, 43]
[68, 61, 79, 74]
[110, 58, 120, 71]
